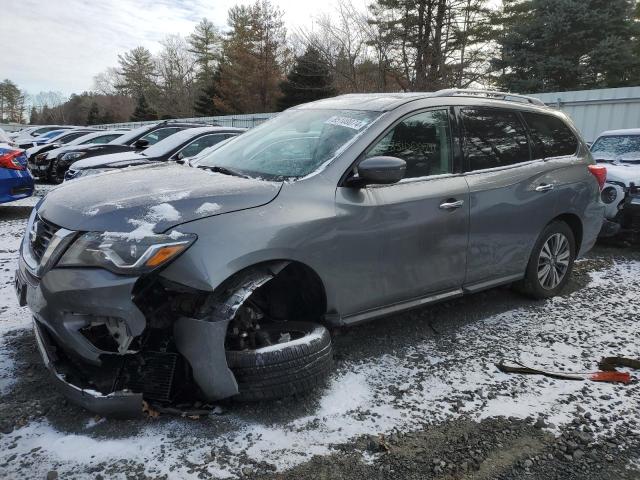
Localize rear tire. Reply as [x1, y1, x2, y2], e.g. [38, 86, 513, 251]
[518, 221, 576, 299]
[226, 321, 333, 401]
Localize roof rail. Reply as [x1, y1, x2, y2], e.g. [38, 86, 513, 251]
[433, 89, 546, 106]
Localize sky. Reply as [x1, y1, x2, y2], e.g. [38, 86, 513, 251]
[0, 0, 367, 97]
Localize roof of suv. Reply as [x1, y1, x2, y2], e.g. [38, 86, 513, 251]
[296, 89, 547, 112]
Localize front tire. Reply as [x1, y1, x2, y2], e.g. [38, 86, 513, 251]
[226, 321, 333, 401]
[49, 159, 63, 184]
[519, 221, 576, 299]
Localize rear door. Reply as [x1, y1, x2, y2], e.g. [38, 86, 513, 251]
[334, 108, 469, 317]
[461, 107, 568, 287]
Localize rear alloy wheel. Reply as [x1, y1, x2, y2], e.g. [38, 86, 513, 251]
[226, 321, 332, 401]
[519, 221, 576, 299]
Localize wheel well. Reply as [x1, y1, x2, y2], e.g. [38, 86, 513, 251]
[553, 213, 583, 252]
[214, 260, 328, 322]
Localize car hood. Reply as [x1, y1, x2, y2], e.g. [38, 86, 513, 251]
[72, 151, 150, 170]
[38, 163, 283, 233]
[26, 144, 53, 156]
[602, 162, 640, 186]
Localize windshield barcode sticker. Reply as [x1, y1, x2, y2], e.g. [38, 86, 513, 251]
[325, 116, 369, 130]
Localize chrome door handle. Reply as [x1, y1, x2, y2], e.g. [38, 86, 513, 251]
[535, 183, 554, 192]
[439, 199, 464, 210]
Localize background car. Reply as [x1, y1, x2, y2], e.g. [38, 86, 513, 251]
[0, 146, 34, 204]
[48, 121, 211, 182]
[590, 128, 640, 240]
[0, 127, 16, 147]
[25, 128, 99, 163]
[66, 126, 244, 180]
[29, 130, 126, 182]
[13, 125, 75, 148]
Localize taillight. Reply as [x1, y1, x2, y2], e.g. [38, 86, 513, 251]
[588, 164, 607, 190]
[0, 150, 26, 170]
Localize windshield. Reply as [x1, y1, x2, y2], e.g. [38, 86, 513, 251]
[197, 109, 381, 180]
[40, 130, 66, 141]
[142, 128, 206, 157]
[108, 124, 155, 145]
[591, 135, 640, 160]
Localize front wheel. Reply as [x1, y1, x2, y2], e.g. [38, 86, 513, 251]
[49, 159, 63, 184]
[226, 321, 333, 401]
[519, 221, 576, 299]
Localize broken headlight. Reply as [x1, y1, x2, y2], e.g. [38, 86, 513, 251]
[58, 231, 196, 274]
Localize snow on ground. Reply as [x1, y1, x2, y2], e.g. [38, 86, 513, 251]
[0, 216, 30, 394]
[0, 245, 638, 478]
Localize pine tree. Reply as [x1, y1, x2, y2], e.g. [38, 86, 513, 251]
[493, 0, 640, 92]
[130, 94, 158, 121]
[278, 47, 336, 110]
[86, 101, 100, 125]
[116, 46, 158, 99]
[29, 107, 39, 125]
[194, 70, 222, 116]
[215, 0, 286, 113]
[189, 18, 221, 83]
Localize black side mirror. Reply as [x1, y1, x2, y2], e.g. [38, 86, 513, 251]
[346, 156, 406, 187]
[133, 139, 149, 149]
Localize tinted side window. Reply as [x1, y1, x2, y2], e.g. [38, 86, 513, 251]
[521, 112, 578, 159]
[366, 109, 452, 178]
[60, 132, 87, 143]
[461, 108, 529, 171]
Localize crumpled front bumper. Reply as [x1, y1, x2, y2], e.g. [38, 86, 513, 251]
[33, 319, 144, 417]
[17, 249, 239, 416]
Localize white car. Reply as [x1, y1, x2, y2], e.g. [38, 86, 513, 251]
[590, 128, 640, 238]
[0, 127, 16, 147]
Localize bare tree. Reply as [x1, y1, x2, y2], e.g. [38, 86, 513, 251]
[93, 67, 122, 96]
[155, 35, 198, 117]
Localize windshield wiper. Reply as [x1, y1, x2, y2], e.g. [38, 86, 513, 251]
[198, 164, 248, 178]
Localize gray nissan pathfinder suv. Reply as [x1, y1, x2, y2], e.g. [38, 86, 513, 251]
[15, 90, 605, 416]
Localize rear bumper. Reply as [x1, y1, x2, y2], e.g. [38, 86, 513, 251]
[0, 171, 34, 204]
[33, 319, 143, 418]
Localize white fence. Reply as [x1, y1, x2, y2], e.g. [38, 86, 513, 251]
[93, 113, 278, 130]
[530, 86, 640, 142]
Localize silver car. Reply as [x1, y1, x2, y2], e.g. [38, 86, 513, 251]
[15, 90, 605, 416]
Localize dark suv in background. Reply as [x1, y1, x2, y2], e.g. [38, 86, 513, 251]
[16, 90, 604, 416]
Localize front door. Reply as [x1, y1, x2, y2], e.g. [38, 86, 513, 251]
[334, 108, 469, 319]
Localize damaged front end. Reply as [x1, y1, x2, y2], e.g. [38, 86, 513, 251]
[17, 212, 246, 417]
[600, 182, 640, 243]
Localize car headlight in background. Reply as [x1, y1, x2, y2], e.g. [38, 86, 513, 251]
[61, 152, 86, 161]
[72, 168, 112, 179]
[58, 232, 196, 274]
[601, 186, 618, 204]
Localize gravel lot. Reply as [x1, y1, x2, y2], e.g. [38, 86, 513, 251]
[0, 185, 639, 480]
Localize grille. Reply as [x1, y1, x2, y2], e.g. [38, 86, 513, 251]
[30, 216, 61, 262]
[114, 351, 179, 402]
[65, 169, 79, 181]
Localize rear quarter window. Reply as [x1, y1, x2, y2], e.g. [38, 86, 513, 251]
[521, 112, 578, 159]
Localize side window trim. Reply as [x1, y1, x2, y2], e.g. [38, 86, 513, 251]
[339, 106, 458, 187]
[459, 106, 537, 174]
